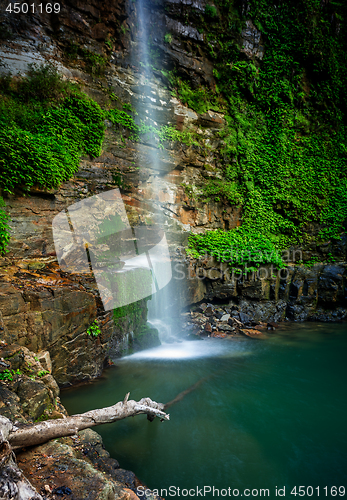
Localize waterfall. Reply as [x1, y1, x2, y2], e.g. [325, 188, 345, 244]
[133, 0, 183, 343]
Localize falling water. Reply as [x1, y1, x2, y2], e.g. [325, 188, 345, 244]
[133, 0, 184, 343]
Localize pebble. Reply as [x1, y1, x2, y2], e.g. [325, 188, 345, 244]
[220, 314, 230, 322]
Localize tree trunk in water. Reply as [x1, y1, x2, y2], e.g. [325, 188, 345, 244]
[0, 394, 169, 499]
[7, 394, 169, 449]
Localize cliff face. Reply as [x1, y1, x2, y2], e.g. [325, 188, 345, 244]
[0, 0, 346, 386]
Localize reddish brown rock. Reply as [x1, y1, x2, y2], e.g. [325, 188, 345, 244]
[204, 322, 212, 333]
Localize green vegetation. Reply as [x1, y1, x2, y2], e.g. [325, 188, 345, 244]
[113, 301, 160, 355]
[164, 33, 173, 44]
[87, 320, 101, 338]
[0, 64, 105, 196]
[0, 368, 22, 382]
[158, 125, 199, 147]
[0, 64, 198, 254]
[113, 300, 145, 322]
[108, 107, 138, 131]
[169, 73, 224, 114]
[65, 42, 108, 76]
[81, 50, 108, 76]
[37, 370, 49, 377]
[202, 178, 244, 206]
[187, 227, 284, 271]
[205, 4, 218, 18]
[0, 369, 13, 382]
[0, 63, 107, 253]
[178, 0, 347, 258]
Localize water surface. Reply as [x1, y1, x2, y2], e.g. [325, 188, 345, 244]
[62, 323, 347, 498]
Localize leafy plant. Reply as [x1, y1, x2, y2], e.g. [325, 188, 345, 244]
[0, 369, 13, 382]
[16, 63, 68, 102]
[187, 227, 284, 269]
[173, 0, 347, 250]
[205, 4, 218, 18]
[81, 49, 108, 76]
[170, 75, 224, 114]
[87, 320, 101, 338]
[105, 39, 113, 50]
[0, 65, 106, 252]
[164, 33, 173, 44]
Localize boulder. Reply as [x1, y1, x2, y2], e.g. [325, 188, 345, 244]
[239, 312, 251, 325]
[204, 304, 214, 316]
[16, 380, 51, 421]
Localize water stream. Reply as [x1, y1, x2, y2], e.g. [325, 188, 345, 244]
[62, 322, 347, 498]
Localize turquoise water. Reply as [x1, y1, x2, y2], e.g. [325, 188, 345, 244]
[62, 323, 347, 498]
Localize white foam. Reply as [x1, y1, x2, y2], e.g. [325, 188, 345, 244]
[120, 340, 250, 361]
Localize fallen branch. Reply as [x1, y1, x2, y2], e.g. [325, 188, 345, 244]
[0, 395, 168, 498]
[164, 377, 210, 409]
[2, 394, 169, 450]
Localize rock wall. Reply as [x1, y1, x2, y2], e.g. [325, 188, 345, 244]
[186, 257, 347, 322]
[0, 344, 162, 500]
[0, 0, 346, 387]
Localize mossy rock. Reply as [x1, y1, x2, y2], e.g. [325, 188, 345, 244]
[132, 324, 161, 351]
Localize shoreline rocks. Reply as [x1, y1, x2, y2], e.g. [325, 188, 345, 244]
[183, 302, 288, 341]
[0, 345, 162, 500]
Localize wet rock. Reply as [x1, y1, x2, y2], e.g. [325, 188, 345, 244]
[229, 317, 242, 327]
[239, 328, 265, 339]
[240, 20, 264, 60]
[0, 284, 103, 386]
[217, 323, 233, 332]
[239, 312, 251, 325]
[239, 279, 270, 300]
[130, 325, 161, 352]
[286, 304, 309, 321]
[53, 486, 72, 496]
[165, 16, 204, 41]
[0, 386, 25, 422]
[16, 379, 51, 420]
[204, 304, 214, 316]
[17, 440, 126, 500]
[0, 345, 64, 422]
[125, 488, 141, 500]
[36, 351, 52, 373]
[211, 331, 227, 338]
[220, 314, 230, 322]
[238, 299, 287, 323]
[318, 265, 346, 306]
[309, 307, 347, 322]
[0, 357, 10, 370]
[204, 322, 212, 333]
[207, 282, 237, 300]
[112, 469, 136, 489]
[40, 374, 60, 399]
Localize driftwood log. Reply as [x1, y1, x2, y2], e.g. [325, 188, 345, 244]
[0, 394, 169, 499]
